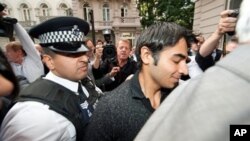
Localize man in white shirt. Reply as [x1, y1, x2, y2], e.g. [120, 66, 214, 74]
[4, 23, 44, 87]
[5, 40, 44, 83]
[187, 34, 204, 78]
[0, 16, 99, 141]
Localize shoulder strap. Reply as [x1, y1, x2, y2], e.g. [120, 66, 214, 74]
[81, 77, 102, 104]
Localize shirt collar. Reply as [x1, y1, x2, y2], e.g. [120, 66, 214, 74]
[44, 71, 78, 93]
[130, 71, 172, 101]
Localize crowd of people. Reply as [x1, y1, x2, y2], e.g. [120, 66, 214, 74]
[0, 0, 249, 140]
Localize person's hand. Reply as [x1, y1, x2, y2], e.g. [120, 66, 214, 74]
[108, 67, 120, 77]
[95, 45, 103, 59]
[216, 10, 238, 35]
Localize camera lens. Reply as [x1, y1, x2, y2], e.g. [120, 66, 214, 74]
[102, 44, 117, 62]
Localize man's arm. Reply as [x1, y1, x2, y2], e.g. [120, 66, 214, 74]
[92, 45, 103, 69]
[0, 102, 75, 141]
[196, 10, 237, 71]
[199, 10, 237, 57]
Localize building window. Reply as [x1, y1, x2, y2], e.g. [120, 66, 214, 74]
[40, 3, 49, 16]
[103, 3, 110, 21]
[121, 4, 128, 17]
[20, 3, 31, 21]
[83, 3, 91, 22]
[59, 3, 70, 16]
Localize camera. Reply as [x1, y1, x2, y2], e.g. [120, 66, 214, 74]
[0, 17, 17, 37]
[102, 44, 116, 60]
[228, 9, 239, 18]
[0, 3, 17, 38]
[227, 9, 239, 36]
[102, 29, 117, 66]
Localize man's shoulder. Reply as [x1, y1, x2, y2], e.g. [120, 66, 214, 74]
[108, 80, 131, 94]
[1, 101, 73, 140]
[100, 80, 132, 102]
[22, 78, 69, 92]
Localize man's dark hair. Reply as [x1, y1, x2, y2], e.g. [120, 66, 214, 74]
[0, 3, 6, 12]
[135, 22, 191, 69]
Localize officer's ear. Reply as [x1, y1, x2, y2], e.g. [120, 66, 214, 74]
[140, 46, 153, 65]
[42, 54, 55, 70]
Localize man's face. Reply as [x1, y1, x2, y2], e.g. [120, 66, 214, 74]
[45, 52, 89, 82]
[147, 38, 189, 89]
[191, 36, 204, 53]
[116, 40, 131, 61]
[191, 43, 199, 53]
[97, 41, 103, 46]
[5, 48, 21, 63]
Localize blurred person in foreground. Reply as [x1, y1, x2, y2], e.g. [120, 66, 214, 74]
[83, 22, 190, 141]
[0, 17, 99, 141]
[135, 1, 250, 141]
[0, 48, 19, 126]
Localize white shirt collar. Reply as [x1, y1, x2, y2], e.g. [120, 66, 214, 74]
[43, 71, 89, 97]
[44, 71, 78, 93]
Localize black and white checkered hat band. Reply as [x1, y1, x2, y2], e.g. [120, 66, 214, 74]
[38, 30, 85, 44]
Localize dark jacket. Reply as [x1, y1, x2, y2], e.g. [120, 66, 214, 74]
[92, 58, 137, 91]
[83, 72, 170, 141]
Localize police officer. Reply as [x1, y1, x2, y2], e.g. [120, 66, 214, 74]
[0, 17, 99, 141]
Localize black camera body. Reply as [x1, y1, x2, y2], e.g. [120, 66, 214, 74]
[0, 17, 17, 37]
[102, 44, 116, 60]
[228, 9, 239, 18]
[102, 43, 117, 66]
[227, 9, 239, 36]
[102, 29, 117, 66]
[0, 3, 17, 38]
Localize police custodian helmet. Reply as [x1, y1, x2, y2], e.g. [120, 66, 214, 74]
[29, 16, 89, 53]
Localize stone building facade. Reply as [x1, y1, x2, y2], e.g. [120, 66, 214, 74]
[0, 0, 141, 48]
[72, 0, 141, 46]
[192, 0, 242, 48]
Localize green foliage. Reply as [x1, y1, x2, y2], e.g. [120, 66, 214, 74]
[137, 0, 194, 29]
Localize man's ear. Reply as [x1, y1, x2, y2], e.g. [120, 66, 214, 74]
[42, 55, 54, 70]
[140, 46, 152, 65]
